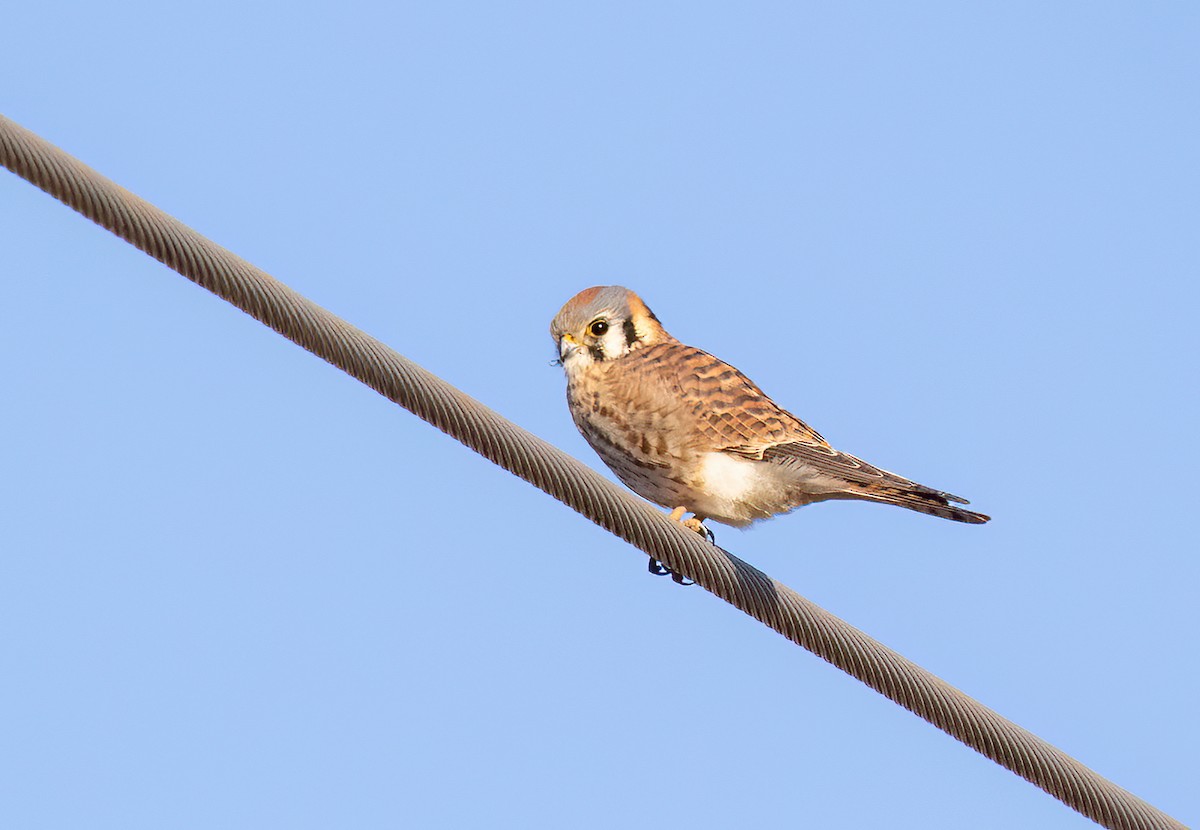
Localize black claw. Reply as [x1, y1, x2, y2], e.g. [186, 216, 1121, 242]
[682, 517, 716, 545]
[647, 557, 694, 586]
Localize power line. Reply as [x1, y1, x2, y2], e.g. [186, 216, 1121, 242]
[0, 113, 1185, 830]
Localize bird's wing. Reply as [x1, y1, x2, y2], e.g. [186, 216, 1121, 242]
[633, 342, 831, 452]
[643, 344, 972, 502]
[619, 343, 988, 523]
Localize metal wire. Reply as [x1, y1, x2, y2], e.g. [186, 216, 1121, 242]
[1, 112, 1186, 830]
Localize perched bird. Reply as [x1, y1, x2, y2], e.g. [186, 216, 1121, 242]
[550, 286, 988, 574]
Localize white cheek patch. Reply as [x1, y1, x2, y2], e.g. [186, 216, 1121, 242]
[601, 326, 628, 358]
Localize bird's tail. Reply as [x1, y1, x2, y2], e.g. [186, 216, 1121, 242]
[851, 480, 990, 524]
[758, 441, 990, 524]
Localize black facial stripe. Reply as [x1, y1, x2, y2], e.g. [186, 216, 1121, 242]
[622, 318, 638, 348]
[588, 344, 605, 361]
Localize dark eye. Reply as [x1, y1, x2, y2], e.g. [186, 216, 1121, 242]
[589, 320, 609, 336]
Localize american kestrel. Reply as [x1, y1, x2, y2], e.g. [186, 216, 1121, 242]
[550, 286, 988, 576]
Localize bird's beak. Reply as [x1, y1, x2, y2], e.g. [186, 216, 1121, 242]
[558, 333, 579, 361]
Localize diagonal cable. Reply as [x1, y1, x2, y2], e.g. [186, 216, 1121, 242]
[0, 113, 1186, 830]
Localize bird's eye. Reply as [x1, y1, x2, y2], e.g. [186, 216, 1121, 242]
[589, 320, 609, 336]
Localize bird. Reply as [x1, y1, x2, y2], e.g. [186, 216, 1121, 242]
[550, 286, 988, 578]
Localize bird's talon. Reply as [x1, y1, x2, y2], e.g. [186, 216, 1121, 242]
[647, 557, 693, 586]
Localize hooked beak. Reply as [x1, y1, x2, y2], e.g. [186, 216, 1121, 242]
[558, 333, 579, 361]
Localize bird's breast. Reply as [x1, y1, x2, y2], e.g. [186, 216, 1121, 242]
[566, 367, 694, 461]
[564, 365, 704, 507]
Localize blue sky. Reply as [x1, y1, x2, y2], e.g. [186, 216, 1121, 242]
[2, 3, 1196, 828]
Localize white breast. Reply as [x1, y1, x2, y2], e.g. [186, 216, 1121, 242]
[698, 452, 760, 502]
[692, 450, 839, 525]
[687, 452, 776, 524]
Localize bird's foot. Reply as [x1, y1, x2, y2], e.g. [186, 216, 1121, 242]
[646, 506, 715, 586]
[668, 506, 716, 544]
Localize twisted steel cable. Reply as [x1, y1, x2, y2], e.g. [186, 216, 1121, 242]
[0, 113, 1185, 830]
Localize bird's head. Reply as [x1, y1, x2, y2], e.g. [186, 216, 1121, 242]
[550, 286, 670, 370]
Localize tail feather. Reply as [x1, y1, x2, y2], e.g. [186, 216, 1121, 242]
[852, 483, 991, 524]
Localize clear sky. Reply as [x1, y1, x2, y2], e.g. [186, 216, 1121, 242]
[2, 3, 1196, 828]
